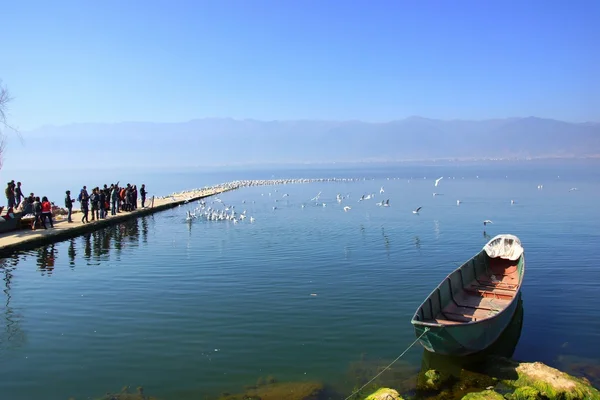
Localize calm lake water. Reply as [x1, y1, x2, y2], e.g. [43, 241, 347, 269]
[1, 161, 600, 399]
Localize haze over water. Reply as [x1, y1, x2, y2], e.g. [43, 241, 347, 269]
[1, 161, 599, 400]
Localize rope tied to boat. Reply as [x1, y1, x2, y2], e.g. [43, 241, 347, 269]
[343, 327, 430, 400]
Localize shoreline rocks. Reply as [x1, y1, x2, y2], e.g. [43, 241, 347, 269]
[365, 358, 600, 400]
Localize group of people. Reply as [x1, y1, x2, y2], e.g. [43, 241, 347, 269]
[3, 181, 56, 230]
[69, 183, 147, 224]
[3, 180, 148, 230]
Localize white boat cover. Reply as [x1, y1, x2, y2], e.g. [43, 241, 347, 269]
[483, 234, 523, 261]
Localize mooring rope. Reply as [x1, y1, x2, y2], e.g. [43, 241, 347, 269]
[343, 327, 430, 400]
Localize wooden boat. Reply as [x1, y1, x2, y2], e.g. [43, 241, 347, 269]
[411, 234, 525, 356]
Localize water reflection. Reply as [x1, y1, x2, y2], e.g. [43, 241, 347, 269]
[0, 257, 26, 351]
[36, 244, 56, 275]
[18, 217, 152, 272]
[67, 238, 76, 268]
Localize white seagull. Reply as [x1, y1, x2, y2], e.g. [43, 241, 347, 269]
[380, 186, 385, 194]
[413, 206, 422, 214]
[343, 206, 351, 212]
[435, 176, 444, 187]
[483, 220, 493, 226]
[457, 200, 461, 206]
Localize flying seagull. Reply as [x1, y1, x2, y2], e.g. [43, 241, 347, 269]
[343, 206, 351, 212]
[380, 186, 385, 194]
[383, 199, 390, 207]
[483, 220, 493, 226]
[413, 206, 422, 214]
[435, 176, 444, 187]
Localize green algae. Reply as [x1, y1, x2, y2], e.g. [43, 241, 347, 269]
[483, 358, 600, 400]
[363, 387, 403, 400]
[218, 381, 324, 400]
[89, 386, 160, 400]
[508, 386, 545, 400]
[460, 389, 503, 400]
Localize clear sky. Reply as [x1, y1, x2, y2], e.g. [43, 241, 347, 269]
[2, 0, 598, 130]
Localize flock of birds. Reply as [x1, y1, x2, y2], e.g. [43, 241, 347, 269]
[179, 175, 579, 230]
[185, 198, 255, 224]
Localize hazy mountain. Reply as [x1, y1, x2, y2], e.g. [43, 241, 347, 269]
[5, 117, 600, 169]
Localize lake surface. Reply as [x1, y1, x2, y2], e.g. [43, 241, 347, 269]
[1, 161, 600, 399]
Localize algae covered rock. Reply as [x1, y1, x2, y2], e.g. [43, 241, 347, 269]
[363, 387, 403, 400]
[461, 389, 504, 400]
[485, 358, 600, 400]
[514, 361, 600, 400]
[508, 386, 545, 400]
[416, 369, 453, 391]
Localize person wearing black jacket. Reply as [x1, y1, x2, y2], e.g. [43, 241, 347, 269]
[99, 189, 106, 219]
[65, 190, 74, 223]
[90, 188, 99, 221]
[140, 184, 147, 208]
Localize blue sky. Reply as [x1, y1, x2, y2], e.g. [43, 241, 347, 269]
[2, 0, 598, 130]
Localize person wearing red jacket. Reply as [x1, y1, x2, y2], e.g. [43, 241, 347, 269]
[41, 196, 54, 228]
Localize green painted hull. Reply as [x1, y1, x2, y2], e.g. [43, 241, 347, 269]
[413, 293, 520, 356]
[411, 234, 525, 356]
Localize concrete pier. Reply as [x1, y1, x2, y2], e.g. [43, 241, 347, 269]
[0, 186, 232, 257]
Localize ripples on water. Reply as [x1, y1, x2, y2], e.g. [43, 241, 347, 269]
[1, 163, 600, 400]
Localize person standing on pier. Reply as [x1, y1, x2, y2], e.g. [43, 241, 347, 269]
[132, 185, 138, 210]
[111, 184, 119, 215]
[65, 190, 74, 223]
[5, 181, 15, 209]
[80, 192, 89, 224]
[140, 184, 147, 208]
[15, 182, 24, 207]
[41, 196, 54, 228]
[32, 196, 45, 230]
[90, 188, 99, 221]
[98, 188, 106, 219]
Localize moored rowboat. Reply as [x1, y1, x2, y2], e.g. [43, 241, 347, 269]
[411, 234, 525, 356]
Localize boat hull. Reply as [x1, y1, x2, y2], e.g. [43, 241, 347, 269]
[414, 291, 520, 356]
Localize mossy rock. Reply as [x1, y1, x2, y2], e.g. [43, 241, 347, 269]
[510, 361, 599, 399]
[93, 386, 160, 400]
[484, 358, 600, 400]
[363, 387, 403, 400]
[454, 369, 496, 392]
[461, 389, 504, 400]
[416, 369, 453, 391]
[508, 386, 546, 400]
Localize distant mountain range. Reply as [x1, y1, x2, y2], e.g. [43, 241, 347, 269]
[6, 117, 600, 169]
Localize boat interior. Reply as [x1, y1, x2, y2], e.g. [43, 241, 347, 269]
[415, 252, 524, 325]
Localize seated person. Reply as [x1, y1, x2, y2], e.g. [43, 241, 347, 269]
[17, 198, 34, 215]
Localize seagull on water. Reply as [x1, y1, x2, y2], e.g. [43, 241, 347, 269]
[250, 216, 255, 223]
[435, 176, 444, 187]
[483, 220, 493, 226]
[457, 200, 461, 206]
[343, 206, 351, 212]
[511, 200, 515, 205]
[413, 206, 422, 214]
